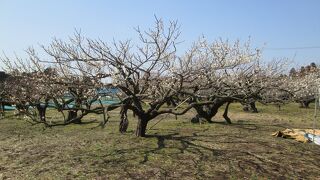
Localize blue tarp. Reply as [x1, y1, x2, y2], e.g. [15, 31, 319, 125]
[305, 133, 320, 145]
[1, 100, 119, 110]
[3, 105, 15, 111]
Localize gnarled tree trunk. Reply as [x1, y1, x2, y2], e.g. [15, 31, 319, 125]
[16, 103, 27, 115]
[300, 101, 310, 108]
[119, 106, 129, 133]
[298, 97, 315, 108]
[223, 101, 231, 124]
[36, 104, 47, 122]
[192, 105, 216, 123]
[66, 110, 81, 124]
[135, 116, 148, 137]
[191, 98, 230, 124]
[0, 102, 4, 117]
[242, 102, 258, 113]
[250, 102, 258, 113]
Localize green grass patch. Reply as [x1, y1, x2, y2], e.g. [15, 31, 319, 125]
[0, 103, 319, 179]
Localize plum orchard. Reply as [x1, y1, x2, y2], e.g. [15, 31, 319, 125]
[0, 18, 307, 137]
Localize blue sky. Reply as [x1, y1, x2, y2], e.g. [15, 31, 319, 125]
[0, 0, 319, 68]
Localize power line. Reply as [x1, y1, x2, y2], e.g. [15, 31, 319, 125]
[265, 46, 320, 50]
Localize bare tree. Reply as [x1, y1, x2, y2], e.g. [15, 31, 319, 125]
[34, 18, 216, 136]
[0, 55, 60, 124]
[176, 38, 288, 123]
[1, 48, 112, 126]
[0, 71, 10, 116]
[0, 17, 296, 137]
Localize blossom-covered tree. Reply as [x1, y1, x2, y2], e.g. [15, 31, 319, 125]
[176, 38, 288, 123]
[0, 71, 10, 116]
[288, 63, 319, 108]
[1, 18, 296, 137]
[1, 48, 110, 126]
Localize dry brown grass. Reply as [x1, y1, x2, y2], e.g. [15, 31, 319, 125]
[0, 103, 319, 179]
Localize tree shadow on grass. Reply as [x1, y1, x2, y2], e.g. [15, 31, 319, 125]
[143, 132, 284, 178]
[91, 122, 320, 179]
[142, 126, 319, 178]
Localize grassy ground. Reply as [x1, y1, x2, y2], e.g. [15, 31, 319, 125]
[0, 103, 319, 179]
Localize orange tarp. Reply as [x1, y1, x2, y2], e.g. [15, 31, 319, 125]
[272, 129, 320, 143]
